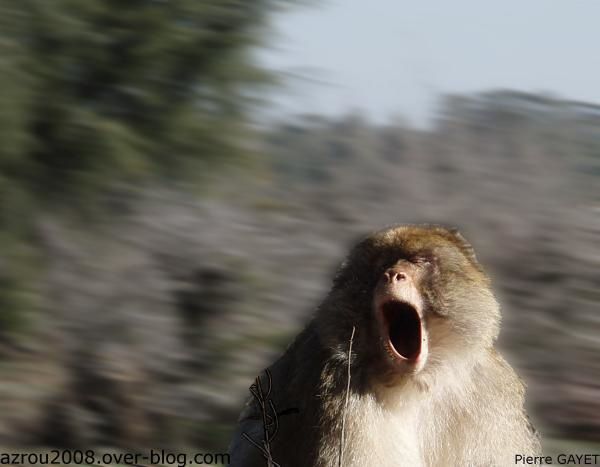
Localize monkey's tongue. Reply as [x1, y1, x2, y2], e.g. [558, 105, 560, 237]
[383, 301, 422, 360]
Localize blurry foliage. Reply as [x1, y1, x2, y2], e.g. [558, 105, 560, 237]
[0, 88, 597, 452]
[0, 0, 286, 335]
[0, 0, 277, 208]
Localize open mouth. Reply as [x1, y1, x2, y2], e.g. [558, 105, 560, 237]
[380, 301, 422, 361]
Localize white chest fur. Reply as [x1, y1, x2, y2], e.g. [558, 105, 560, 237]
[336, 385, 428, 467]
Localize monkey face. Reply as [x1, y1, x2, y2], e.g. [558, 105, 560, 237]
[318, 225, 500, 385]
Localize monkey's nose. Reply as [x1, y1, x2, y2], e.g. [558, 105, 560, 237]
[383, 269, 407, 283]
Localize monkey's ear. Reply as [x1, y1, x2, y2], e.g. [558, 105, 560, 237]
[445, 227, 480, 264]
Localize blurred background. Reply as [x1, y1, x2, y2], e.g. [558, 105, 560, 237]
[0, 0, 598, 461]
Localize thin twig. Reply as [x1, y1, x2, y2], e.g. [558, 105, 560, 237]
[338, 325, 356, 467]
[244, 369, 281, 467]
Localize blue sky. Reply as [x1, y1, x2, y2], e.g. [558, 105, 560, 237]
[259, 0, 600, 126]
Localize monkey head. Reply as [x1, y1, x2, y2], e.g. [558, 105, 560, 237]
[316, 225, 500, 387]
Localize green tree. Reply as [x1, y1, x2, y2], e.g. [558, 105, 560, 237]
[0, 0, 279, 210]
[0, 0, 286, 336]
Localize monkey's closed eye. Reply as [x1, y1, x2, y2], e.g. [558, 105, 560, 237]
[412, 256, 432, 265]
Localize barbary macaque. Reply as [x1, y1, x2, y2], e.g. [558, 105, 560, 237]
[229, 225, 541, 467]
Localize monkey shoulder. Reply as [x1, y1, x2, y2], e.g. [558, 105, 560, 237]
[427, 350, 540, 467]
[465, 349, 541, 459]
[479, 349, 527, 400]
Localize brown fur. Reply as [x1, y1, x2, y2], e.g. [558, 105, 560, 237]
[229, 225, 540, 466]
